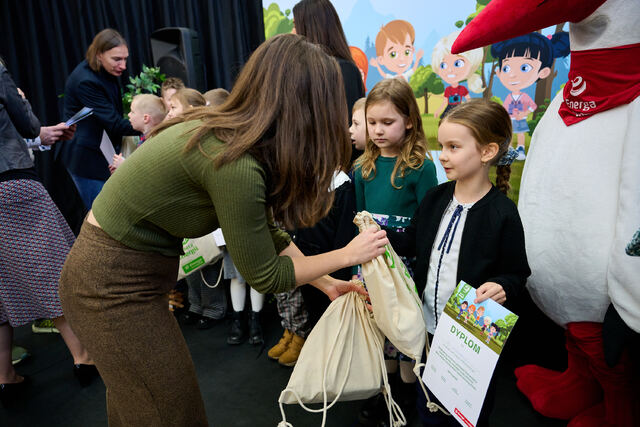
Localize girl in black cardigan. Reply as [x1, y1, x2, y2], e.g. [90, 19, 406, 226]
[386, 99, 531, 426]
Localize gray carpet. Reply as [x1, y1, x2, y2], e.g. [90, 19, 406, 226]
[2, 299, 567, 427]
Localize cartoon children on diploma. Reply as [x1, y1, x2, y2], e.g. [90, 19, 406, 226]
[475, 306, 485, 328]
[457, 301, 468, 320]
[369, 20, 423, 82]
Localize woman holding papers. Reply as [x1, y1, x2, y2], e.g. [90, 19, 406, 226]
[0, 60, 97, 407]
[60, 28, 139, 208]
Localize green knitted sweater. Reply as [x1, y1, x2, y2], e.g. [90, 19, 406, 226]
[92, 121, 295, 294]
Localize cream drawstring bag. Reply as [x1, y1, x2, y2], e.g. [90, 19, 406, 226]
[277, 283, 405, 427]
[354, 211, 448, 417]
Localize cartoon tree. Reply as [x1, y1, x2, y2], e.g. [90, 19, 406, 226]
[263, 3, 294, 39]
[409, 65, 444, 114]
[499, 314, 518, 341]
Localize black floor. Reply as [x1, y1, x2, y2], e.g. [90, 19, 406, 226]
[2, 299, 568, 427]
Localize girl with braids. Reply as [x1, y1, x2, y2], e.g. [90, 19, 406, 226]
[385, 99, 530, 426]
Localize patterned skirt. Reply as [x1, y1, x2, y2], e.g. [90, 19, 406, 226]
[369, 213, 416, 362]
[0, 179, 74, 326]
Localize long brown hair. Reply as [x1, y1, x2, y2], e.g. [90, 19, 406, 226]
[355, 78, 430, 189]
[293, 0, 353, 63]
[441, 99, 513, 194]
[150, 34, 350, 229]
[86, 29, 127, 72]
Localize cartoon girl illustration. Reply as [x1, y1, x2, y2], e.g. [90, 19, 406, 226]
[457, 301, 468, 320]
[486, 323, 500, 344]
[432, 30, 485, 118]
[369, 20, 423, 82]
[350, 46, 369, 92]
[482, 316, 492, 333]
[491, 32, 570, 160]
[466, 304, 476, 324]
[475, 306, 485, 328]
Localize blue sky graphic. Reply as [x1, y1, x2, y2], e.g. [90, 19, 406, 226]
[265, 1, 569, 99]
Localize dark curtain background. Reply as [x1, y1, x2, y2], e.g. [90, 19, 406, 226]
[0, 0, 265, 233]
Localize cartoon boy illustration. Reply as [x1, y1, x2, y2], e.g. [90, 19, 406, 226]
[466, 305, 476, 324]
[491, 32, 569, 160]
[457, 301, 468, 320]
[475, 306, 485, 328]
[486, 323, 500, 344]
[432, 30, 485, 118]
[370, 20, 423, 82]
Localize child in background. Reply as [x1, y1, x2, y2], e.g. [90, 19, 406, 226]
[165, 88, 206, 120]
[431, 30, 485, 119]
[110, 94, 166, 172]
[354, 78, 438, 424]
[161, 77, 185, 110]
[348, 97, 367, 152]
[181, 89, 233, 331]
[386, 99, 531, 426]
[491, 32, 570, 160]
[203, 88, 230, 106]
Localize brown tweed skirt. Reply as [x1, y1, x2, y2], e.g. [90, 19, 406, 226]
[59, 219, 207, 427]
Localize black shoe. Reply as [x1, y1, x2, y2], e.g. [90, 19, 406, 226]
[0, 376, 29, 408]
[197, 317, 217, 330]
[397, 380, 417, 420]
[227, 311, 247, 345]
[181, 312, 200, 325]
[248, 311, 264, 345]
[73, 364, 99, 387]
[358, 392, 388, 426]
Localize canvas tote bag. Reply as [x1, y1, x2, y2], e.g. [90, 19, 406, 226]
[177, 232, 223, 280]
[354, 211, 449, 416]
[277, 283, 405, 427]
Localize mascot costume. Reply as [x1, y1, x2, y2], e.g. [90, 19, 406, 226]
[452, 0, 639, 426]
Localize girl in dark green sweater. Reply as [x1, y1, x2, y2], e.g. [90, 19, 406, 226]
[354, 78, 438, 422]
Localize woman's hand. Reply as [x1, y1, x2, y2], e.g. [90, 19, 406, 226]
[474, 282, 506, 305]
[343, 227, 388, 266]
[312, 276, 368, 301]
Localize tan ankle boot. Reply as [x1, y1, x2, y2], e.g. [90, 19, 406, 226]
[278, 333, 305, 367]
[268, 329, 293, 360]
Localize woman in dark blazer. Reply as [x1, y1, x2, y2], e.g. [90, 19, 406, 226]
[61, 28, 138, 208]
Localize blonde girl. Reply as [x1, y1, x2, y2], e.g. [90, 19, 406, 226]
[432, 30, 485, 118]
[165, 88, 206, 120]
[354, 77, 438, 423]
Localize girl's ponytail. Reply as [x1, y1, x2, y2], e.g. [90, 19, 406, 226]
[495, 165, 511, 195]
[467, 73, 485, 94]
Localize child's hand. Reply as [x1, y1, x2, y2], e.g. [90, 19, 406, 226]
[111, 153, 125, 170]
[474, 282, 506, 305]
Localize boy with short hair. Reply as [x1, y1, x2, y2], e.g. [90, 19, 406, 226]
[110, 94, 166, 171]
